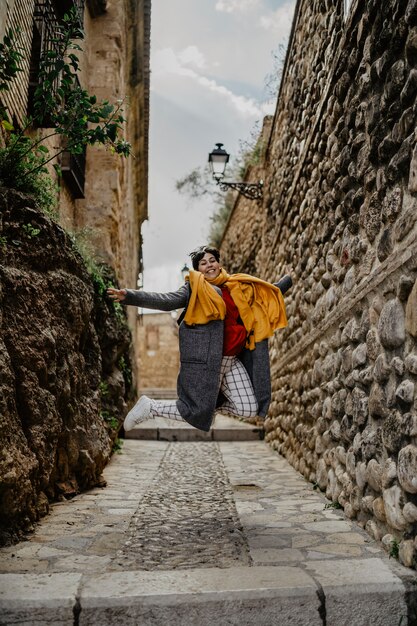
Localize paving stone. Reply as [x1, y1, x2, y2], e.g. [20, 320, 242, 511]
[309, 543, 363, 557]
[0, 572, 82, 625]
[251, 548, 304, 563]
[0, 439, 415, 624]
[114, 442, 252, 571]
[302, 520, 353, 533]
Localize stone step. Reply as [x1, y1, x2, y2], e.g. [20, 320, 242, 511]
[125, 425, 263, 441]
[0, 561, 412, 626]
[138, 388, 177, 399]
[125, 413, 264, 441]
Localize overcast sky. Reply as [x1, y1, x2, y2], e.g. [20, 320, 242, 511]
[141, 0, 296, 292]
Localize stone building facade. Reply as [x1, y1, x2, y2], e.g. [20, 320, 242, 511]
[221, 0, 417, 567]
[136, 312, 179, 397]
[0, 0, 150, 337]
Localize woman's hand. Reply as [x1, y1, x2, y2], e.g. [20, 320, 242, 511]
[107, 287, 127, 302]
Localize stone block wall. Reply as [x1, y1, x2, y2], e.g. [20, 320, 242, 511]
[137, 312, 180, 394]
[221, 0, 417, 567]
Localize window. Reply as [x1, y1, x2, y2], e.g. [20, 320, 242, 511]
[61, 143, 87, 199]
[52, 0, 84, 23]
[146, 327, 160, 351]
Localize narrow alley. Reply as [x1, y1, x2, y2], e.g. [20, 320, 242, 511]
[1, 416, 416, 625]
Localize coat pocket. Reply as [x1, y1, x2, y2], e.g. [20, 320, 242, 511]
[180, 326, 210, 364]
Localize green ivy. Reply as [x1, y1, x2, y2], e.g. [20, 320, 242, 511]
[118, 355, 132, 389]
[22, 222, 41, 238]
[112, 438, 123, 454]
[389, 539, 399, 559]
[99, 381, 109, 396]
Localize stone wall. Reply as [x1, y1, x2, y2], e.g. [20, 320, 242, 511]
[0, 188, 133, 544]
[221, 0, 417, 568]
[137, 312, 180, 395]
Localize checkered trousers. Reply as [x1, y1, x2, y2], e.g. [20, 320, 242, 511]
[149, 355, 258, 422]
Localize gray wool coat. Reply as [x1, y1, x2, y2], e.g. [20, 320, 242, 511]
[123, 276, 291, 432]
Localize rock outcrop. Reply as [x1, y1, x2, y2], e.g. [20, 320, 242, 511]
[0, 188, 133, 544]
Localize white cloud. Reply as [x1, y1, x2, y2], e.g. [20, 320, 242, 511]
[178, 45, 206, 69]
[152, 47, 263, 119]
[260, 2, 296, 36]
[215, 0, 260, 13]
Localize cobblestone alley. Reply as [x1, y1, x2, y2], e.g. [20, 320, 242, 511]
[1, 416, 416, 625]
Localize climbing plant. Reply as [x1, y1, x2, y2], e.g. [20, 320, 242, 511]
[0, 9, 131, 208]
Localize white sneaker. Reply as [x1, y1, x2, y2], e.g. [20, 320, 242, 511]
[123, 396, 152, 431]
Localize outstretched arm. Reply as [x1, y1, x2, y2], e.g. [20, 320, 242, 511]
[274, 274, 292, 294]
[107, 284, 189, 311]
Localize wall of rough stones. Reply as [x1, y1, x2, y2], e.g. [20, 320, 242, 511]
[221, 0, 417, 568]
[0, 189, 133, 544]
[136, 312, 180, 395]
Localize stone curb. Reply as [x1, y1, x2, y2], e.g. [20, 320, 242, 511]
[0, 572, 82, 625]
[0, 561, 411, 626]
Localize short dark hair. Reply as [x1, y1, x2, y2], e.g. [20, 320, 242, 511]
[189, 245, 220, 270]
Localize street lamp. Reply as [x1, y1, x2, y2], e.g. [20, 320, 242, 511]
[208, 143, 263, 202]
[181, 263, 189, 281]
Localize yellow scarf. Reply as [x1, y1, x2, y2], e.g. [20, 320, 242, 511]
[184, 268, 287, 350]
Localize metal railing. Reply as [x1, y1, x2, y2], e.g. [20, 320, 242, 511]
[28, 0, 87, 197]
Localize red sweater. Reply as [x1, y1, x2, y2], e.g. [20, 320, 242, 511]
[221, 286, 247, 356]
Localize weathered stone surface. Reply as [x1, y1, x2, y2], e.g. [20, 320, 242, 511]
[366, 328, 381, 361]
[0, 190, 133, 543]
[352, 343, 367, 368]
[351, 387, 368, 426]
[366, 459, 383, 493]
[403, 501, 417, 523]
[399, 539, 415, 567]
[391, 357, 405, 376]
[405, 278, 417, 337]
[381, 458, 397, 489]
[372, 497, 386, 522]
[395, 380, 415, 406]
[373, 354, 391, 382]
[400, 413, 417, 439]
[397, 275, 414, 301]
[378, 299, 406, 349]
[405, 354, 417, 374]
[398, 445, 417, 493]
[383, 485, 408, 531]
[408, 143, 417, 192]
[368, 383, 388, 419]
[382, 412, 404, 453]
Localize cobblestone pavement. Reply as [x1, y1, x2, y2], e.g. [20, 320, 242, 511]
[1, 432, 417, 625]
[114, 442, 251, 570]
[0, 437, 414, 579]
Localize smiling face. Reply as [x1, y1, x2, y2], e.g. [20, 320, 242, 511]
[198, 252, 221, 279]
